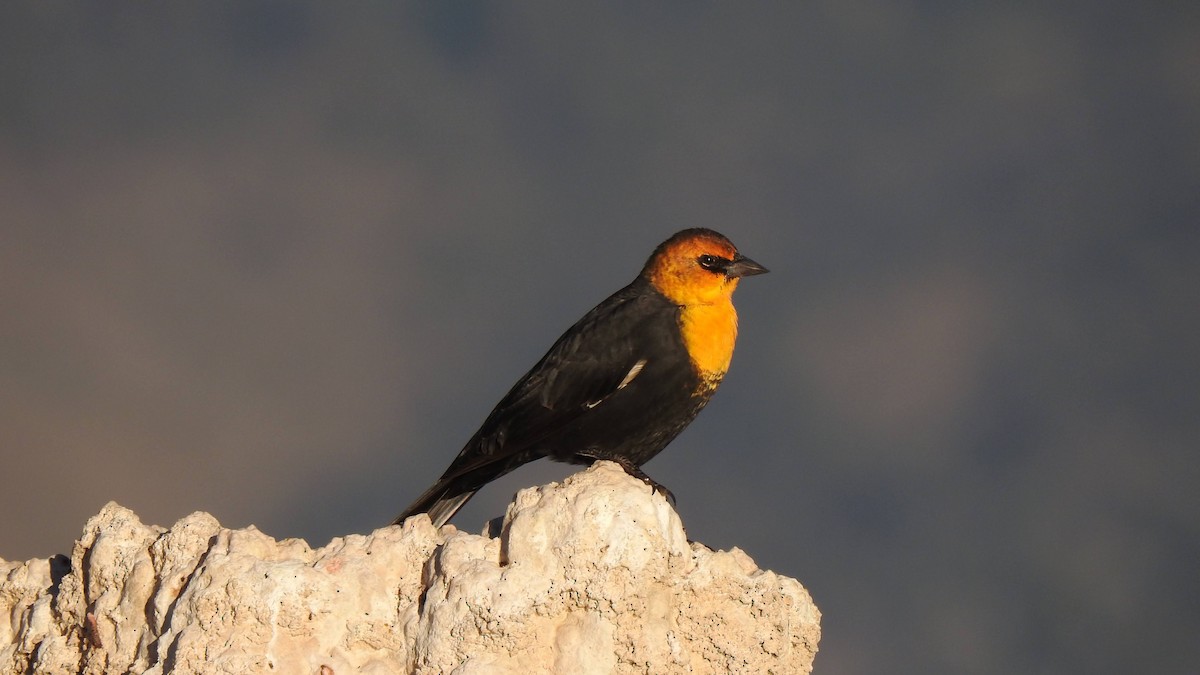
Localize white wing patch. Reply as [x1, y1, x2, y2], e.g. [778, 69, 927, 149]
[585, 359, 648, 409]
[617, 359, 647, 390]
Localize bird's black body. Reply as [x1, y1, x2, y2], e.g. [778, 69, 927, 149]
[394, 229, 765, 527]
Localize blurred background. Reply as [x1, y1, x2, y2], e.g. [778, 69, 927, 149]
[2, 3, 1197, 673]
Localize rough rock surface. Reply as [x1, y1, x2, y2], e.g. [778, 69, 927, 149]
[1, 462, 820, 674]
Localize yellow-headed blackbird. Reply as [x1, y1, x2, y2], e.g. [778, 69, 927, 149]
[394, 228, 767, 527]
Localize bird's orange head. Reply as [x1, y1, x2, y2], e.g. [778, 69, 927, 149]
[642, 228, 768, 378]
[642, 228, 768, 306]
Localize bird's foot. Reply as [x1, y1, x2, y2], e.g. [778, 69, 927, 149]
[647, 478, 676, 506]
[610, 457, 676, 506]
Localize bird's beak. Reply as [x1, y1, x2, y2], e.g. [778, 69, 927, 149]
[726, 255, 769, 278]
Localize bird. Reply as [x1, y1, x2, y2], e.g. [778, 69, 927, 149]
[394, 228, 768, 528]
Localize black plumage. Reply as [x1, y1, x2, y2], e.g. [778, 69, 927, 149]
[394, 229, 766, 527]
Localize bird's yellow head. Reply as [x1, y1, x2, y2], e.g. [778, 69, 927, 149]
[643, 228, 768, 306]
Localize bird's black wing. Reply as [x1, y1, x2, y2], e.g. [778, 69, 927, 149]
[394, 280, 675, 527]
[447, 281, 671, 478]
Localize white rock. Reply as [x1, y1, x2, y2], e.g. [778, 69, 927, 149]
[0, 461, 820, 674]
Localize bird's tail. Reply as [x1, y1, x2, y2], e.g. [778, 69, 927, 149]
[392, 481, 478, 528]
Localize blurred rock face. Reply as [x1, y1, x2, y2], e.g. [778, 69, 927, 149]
[0, 462, 820, 674]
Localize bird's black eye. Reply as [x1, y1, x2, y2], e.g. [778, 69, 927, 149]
[697, 254, 724, 272]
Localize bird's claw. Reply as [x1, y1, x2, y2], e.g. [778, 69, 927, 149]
[606, 456, 677, 506]
[646, 479, 676, 506]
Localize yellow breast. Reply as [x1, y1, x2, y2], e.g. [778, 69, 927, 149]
[679, 299, 739, 379]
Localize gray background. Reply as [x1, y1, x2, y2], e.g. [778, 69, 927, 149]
[2, 4, 1197, 673]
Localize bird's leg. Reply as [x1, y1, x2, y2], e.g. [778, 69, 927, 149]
[581, 452, 676, 505]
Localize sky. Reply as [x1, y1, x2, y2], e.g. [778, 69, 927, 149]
[2, 3, 1198, 673]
